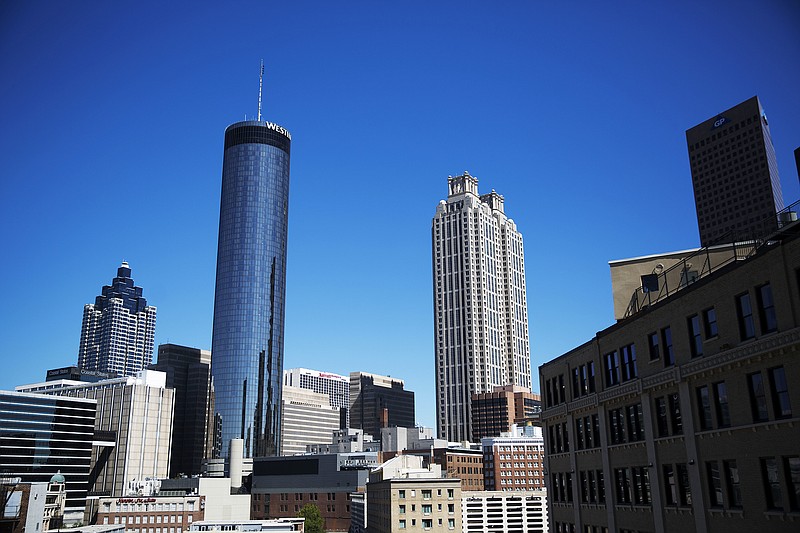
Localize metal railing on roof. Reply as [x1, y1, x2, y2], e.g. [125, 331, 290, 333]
[623, 199, 799, 319]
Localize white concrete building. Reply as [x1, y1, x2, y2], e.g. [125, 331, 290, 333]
[283, 368, 350, 425]
[279, 386, 340, 456]
[462, 490, 548, 533]
[433, 172, 531, 441]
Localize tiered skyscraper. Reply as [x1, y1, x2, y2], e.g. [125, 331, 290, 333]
[211, 110, 292, 458]
[432, 172, 531, 442]
[77, 262, 156, 377]
[686, 96, 784, 246]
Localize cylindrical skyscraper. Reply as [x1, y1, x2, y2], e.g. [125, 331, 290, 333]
[211, 120, 291, 458]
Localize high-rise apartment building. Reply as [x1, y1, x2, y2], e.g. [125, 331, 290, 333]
[211, 115, 291, 459]
[151, 343, 214, 476]
[433, 172, 531, 442]
[350, 372, 415, 438]
[284, 367, 350, 426]
[687, 96, 784, 247]
[78, 262, 156, 377]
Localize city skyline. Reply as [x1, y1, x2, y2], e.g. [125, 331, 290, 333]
[1, 2, 799, 429]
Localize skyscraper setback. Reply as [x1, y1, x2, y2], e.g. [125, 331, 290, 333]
[432, 172, 531, 442]
[77, 262, 156, 377]
[686, 95, 784, 247]
[211, 112, 292, 458]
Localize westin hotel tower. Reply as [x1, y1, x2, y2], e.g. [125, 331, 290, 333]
[211, 67, 291, 458]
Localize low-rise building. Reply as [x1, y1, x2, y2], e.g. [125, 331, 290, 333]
[251, 453, 376, 532]
[95, 494, 205, 533]
[366, 455, 461, 533]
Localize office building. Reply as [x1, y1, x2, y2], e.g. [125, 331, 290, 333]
[539, 218, 800, 532]
[462, 490, 548, 533]
[687, 96, 785, 247]
[0, 391, 97, 523]
[251, 453, 377, 532]
[284, 368, 350, 426]
[349, 372, 415, 438]
[78, 262, 157, 377]
[432, 172, 531, 442]
[17, 370, 174, 502]
[472, 385, 541, 440]
[365, 455, 462, 533]
[211, 115, 292, 459]
[95, 494, 205, 533]
[151, 343, 214, 476]
[280, 386, 340, 456]
[481, 426, 545, 492]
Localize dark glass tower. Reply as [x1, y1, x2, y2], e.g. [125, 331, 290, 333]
[211, 120, 291, 458]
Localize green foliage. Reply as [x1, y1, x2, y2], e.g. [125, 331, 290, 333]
[296, 503, 324, 533]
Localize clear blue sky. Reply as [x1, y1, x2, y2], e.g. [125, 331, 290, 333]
[1, 1, 798, 429]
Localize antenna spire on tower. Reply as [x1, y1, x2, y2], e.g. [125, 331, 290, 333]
[257, 60, 264, 122]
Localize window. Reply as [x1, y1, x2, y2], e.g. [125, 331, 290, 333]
[648, 332, 660, 361]
[614, 468, 631, 504]
[669, 393, 683, 434]
[706, 462, 723, 507]
[757, 283, 777, 333]
[399, 505, 405, 514]
[736, 292, 755, 340]
[399, 520, 406, 529]
[620, 344, 637, 381]
[724, 460, 742, 508]
[697, 385, 713, 430]
[703, 307, 718, 338]
[677, 464, 692, 506]
[663, 465, 677, 505]
[422, 504, 432, 515]
[422, 519, 433, 529]
[631, 467, 651, 505]
[655, 397, 669, 437]
[748, 372, 769, 422]
[785, 457, 800, 511]
[662, 327, 674, 366]
[626, 403, 644, 441]
[609, 408, 626, 444]
[762, 457, 783, 510]
[604, 351, 620, 386]
[398, 490, 405, 499]
[688, 314, 703, 357]
[769, 366, 792, 418]
[713, 382, 731, 427]
[421, 490, 432, 500]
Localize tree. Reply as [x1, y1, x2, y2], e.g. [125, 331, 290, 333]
[297, 503, 324, 533]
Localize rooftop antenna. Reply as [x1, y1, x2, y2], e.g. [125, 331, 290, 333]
[257, 59, 264, 122]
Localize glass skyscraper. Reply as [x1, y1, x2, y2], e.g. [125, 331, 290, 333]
[211, 120, 291, 458]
